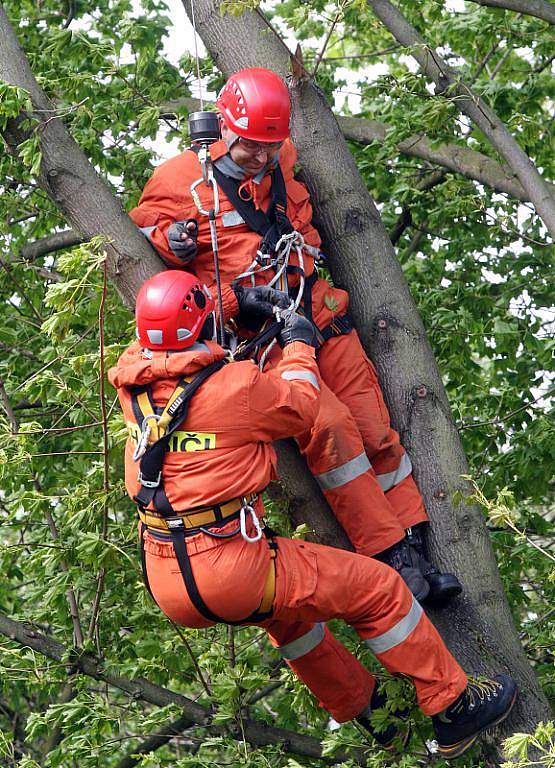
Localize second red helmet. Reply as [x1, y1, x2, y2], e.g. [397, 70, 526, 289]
[136, 271, 215, 350]
[216, 67, 291, 142]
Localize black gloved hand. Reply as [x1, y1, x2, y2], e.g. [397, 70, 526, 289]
[167, 219, 199, 262]
[278, 311, 318, 348]
[233, 285, 290, 318]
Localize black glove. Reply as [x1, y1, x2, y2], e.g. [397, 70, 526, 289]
[233, 285, 290, 318]
[167, 219, 199, 262]
[278, 311, 318, 348]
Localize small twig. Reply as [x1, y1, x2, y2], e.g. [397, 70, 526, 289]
[170, 622, 212, 697]
[14, 326, 94, 393]
[312, 1, 347, 77]
[62, 0, 75, 28]
[228, 625, 236, 668]
[87, 257, 110, 643]
[490, 45, 513, 80]
[459, 385, 555, 430]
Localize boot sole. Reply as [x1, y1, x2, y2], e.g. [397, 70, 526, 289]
[437, 687, 518, 760]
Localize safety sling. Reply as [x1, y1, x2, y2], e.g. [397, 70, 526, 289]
[132, 358, 277, 625]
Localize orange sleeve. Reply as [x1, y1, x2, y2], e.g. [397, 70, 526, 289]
[129, 155, 200, 266]
[247, 342, 320, 440]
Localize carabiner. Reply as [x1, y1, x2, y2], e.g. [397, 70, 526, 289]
[240, 499, 263, 543]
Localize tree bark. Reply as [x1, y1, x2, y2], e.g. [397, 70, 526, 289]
[464, 0, 555, 25]
[182, 0, 552, 736]
[367, 0, 555, 239]
[162, 97, 538, 203]
[0, 6, 162, 309]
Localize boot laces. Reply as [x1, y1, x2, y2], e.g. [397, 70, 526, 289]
[465, 677, 500, 709]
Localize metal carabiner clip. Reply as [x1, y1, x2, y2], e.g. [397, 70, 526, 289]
[132, 413, 160, 461]
[240, 499, 263, 543]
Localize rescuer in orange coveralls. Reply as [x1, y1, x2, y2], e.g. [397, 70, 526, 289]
[129, 67, 462, 604]
[109, 272, 517, 759]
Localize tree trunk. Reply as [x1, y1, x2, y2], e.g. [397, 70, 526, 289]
[182, 0, 552, 735]
[367, 0, 555, 239]
[0, 0, 550, 748]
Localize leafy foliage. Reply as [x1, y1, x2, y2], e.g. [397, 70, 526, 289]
[0, 0, 553, 766]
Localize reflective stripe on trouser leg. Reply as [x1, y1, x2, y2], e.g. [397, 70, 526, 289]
[295, 380, 406, 555]
[376, 452, 413, 492]
[267, 621, 375, 723]
[315, 331, 430, 529]
[276, 622, 325, 660]
[315, 452, 371, 491]
[365, 595, 423, 653]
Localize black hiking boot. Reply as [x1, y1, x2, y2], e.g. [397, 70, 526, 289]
[406, 525, 463, 606]
[376, 538, 430, 602]
[355, 683, 411, 750]
[432, 675, 518, 759]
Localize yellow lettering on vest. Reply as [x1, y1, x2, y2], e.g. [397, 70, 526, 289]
[127, 425, 216, 452]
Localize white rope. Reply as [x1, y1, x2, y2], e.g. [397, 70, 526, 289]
[258, 232, 305, 370]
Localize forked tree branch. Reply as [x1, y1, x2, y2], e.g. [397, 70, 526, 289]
[367, 0, 555, 237]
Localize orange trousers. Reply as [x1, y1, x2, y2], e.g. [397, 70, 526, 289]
[268, 279, 428, 556]
[142, 508, 467, 722]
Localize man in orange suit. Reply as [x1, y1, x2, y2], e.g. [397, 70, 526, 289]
[109, 271, 517, 758]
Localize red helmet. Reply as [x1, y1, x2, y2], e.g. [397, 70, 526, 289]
[216, 67, 291, 142]
[136, 271, 215, 350]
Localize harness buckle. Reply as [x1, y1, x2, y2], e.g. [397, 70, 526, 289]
[138, 470, 162, 489]
[166, 517, 185, 530]
[240, 498, 263, 543]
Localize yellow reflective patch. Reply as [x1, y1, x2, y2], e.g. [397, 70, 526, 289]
[126, 423, 216, 452]
[167, 431, 217, 452]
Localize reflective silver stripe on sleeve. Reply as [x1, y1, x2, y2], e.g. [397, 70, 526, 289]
[277, 623, 325, 660]
[376, 453, 413, 492]
[365, 596, 423, 654]
[139, 225, 157, 240]
[315, 452, 371, 491]
[281, 370, 320, 390]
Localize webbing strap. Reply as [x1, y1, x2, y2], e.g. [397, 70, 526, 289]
[139, 522, 154, 599]
[169, 523, 277, 625]
[132, 358, 228, 513]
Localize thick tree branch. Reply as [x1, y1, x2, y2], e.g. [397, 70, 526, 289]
[161, 96, 537, 203]
[20, 230, 85, 261]
[464, 0, 555, 25]
[0, 612, 365, 765]
[367, 0, 555, 238]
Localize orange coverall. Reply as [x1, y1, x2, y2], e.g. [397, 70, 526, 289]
[109, 339, 467, 721]
[129, 139, 428, 556]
